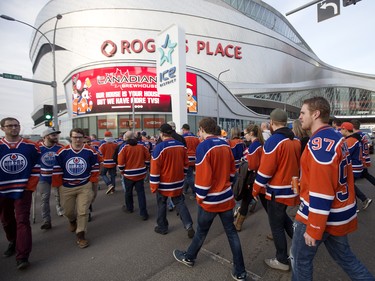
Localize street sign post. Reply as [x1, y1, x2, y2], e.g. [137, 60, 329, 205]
[318, 0, 340, 22]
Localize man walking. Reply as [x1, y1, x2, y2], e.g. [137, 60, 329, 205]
[173, 117, 248, 281]
[150, 123, 194, 238]
[252, 108, 301, 271]
[181, 123, 200, 196]
[99, 131, 118, 194]
[52, 128, 99, 249]
[118, 131, 150, 220]
[291, 96, 374, 280]
[38, 128, 64, 230]
[0, 117, 41, 270]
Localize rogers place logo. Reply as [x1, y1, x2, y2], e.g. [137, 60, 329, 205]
[65, 157, 87, 176]
[0, 153, 27, 174]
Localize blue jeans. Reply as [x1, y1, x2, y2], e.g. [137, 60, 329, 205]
[124, 177, 148, 217]
[184, 166, 195, 194]
[100, 167, 116, 188]
[267, 199, 294, 264]
[186, 205, 246, 276]
[291, 220, 374, 281]
[156, 193, 193, 231]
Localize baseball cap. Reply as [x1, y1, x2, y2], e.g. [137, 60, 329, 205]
[181, 124, 190, 130]
[159, 123, 173, 134]
[104, 131, 113, 137]
[341, 122, 354, 131]
[167, 121, 176, 130]
[41, 128, 61, 138]
[270, 108, 287, 123]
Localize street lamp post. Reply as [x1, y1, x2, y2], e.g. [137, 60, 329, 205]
[1, 14, 62, 131]
[216, 69, 230, 125]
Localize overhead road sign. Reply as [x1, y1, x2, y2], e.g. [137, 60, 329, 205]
[1, 73, 22, 80]
[318, 0, 340, 22]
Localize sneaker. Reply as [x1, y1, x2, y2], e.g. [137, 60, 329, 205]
[40, 221, 52, 230]
[231, 271, 248, 281]
[173, 249, 194, 267]
[264, 258, 290, 271]
[266, 233, 274, 240]
[106, 184, 115, 195]
[363, 198, 373, 210]
[16, 259, 30, 270]
[69, 220, 77, 232]
[154, 226, 168, 235]
[56, 206, 64, 216]
[3, 242, 16, 257]
[187, 227, 195, 239]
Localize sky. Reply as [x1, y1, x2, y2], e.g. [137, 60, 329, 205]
[0, 0, 374, 136]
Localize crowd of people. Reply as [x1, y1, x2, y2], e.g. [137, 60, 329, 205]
[1, 96, 374, 280]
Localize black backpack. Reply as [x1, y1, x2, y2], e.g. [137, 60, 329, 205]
[232, 161, 256, 201]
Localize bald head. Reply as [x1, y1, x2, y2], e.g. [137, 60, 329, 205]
[124, 131, 135, 140]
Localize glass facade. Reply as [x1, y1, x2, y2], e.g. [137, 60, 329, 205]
[242, 87, 375, 118]
[222, 0, 312, 51]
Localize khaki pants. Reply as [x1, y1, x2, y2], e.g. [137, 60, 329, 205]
[59, 182, 93, 233]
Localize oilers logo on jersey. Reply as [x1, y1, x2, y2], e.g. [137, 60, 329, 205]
[66, 157, 87, 175]
[41, 151, 57, 167]
[0, 153, 27, 174]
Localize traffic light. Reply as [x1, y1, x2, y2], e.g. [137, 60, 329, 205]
[43, 104, 53, 121]
[45, 120, 53, 127]
[343, 0, 361, 7]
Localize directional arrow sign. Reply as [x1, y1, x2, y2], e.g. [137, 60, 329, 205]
[317, 0, 340, 22]
[2, 73, 23, 80]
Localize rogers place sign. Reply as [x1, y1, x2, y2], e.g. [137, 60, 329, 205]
[101, 38, 242, 60]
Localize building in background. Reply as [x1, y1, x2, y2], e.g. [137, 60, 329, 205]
[29, 0, 375, 138]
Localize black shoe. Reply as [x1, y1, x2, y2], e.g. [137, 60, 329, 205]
[141, 214, 149, 221]
[16, 259, 30, 270]
[40, 222, 52, 230]
[231, 271, 248, 280]
[187, 227, 195, 239]
[173, 249, 194, 267]
[122, 205, 134, 213]
[154, 226, 168, 235]
[3, 242, 16, 257]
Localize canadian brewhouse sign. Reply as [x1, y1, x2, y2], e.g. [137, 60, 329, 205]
[71, 66, 197, 116]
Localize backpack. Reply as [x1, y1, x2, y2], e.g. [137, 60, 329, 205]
[232, 161, 256, 201]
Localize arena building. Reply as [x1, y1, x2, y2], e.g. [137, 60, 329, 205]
[29, 0, 375, 138]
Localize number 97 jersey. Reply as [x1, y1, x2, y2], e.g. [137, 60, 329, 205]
[296, 125, 358, 241]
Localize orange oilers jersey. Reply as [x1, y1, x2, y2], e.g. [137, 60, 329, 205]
[99, 141, 118, 168]
[227, 138, 247, 170]
[182, 132, 200, 166]
[117, 142, 151, 181]
[296, 126, 357, 240]
[195, 136, 236, 213]
[149, 138, 189, 197]
[252, 127, 300, 206]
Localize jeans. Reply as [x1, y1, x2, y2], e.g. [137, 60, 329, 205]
[186, 205, 246, 276]
[124, 177, 148, 217]
[267, 199, 294, 264]
[156, 193, 193, 231]
[38, 181, 52, 223]
[184, 166, 195, 194]
[100, 167, 117, 188]
[361, 168, 375, 185]
[291, 220, 374, 281]
[0, 190, 33, 260]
